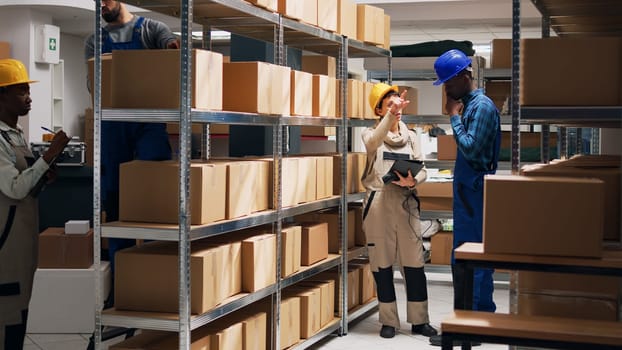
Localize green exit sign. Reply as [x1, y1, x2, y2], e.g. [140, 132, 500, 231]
[49, 38, 57, 51]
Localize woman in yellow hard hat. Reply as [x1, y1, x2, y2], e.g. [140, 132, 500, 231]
[360, 82, 437, 339]
[0, 58, 70, 350]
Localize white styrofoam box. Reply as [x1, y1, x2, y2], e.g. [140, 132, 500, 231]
[64, 220, 90, 235]
[35, 24, 60, 64]
[27, 262, 111, 333]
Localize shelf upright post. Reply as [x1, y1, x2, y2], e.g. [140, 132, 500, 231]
[509, 0, 521, 328]
[575, 127, 583, 155]
[510, 0, 521, 174]
[271, 14, 285, 350]
[591, 128, 600, 154]
[338, 36, 350, 336]
[93, 1, 103, 348]
[202, 26, 212, 161]
[540, 14, 551, 163]
[178, 0, 193, 348]
[388, 50, 393, 84]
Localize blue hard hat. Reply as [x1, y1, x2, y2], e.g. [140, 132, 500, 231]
[433, 49, 472, 86]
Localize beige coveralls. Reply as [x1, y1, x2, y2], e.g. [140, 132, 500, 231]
[0, 122, 48, 349]
[361, 117, 430, 329]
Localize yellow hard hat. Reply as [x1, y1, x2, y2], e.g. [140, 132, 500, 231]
[0, 59, 37, 88]
[368, 83, 398, 112]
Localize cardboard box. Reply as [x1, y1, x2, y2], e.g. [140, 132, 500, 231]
[356, 153, 367, 192]
[520, 37, 622, 106]
[382, 14, 391, 49]
[356, 4, 384, 45]
[284, 287, 322, 339]
[0, 41, 10, 59]
[317, 0, 337, 32]
[485, 81, 510, 111]
[312, 74, 337, 117]
[483, 175, 604, 258]
[337, 0, 357, 38]
[217, 160, 256, 219]
[38, 228, 93, 269]
[119, 160, 227, 225]
[278, 0, 317, 26]
[111, 49, 223, 109]
[263, 157, 298, 208]
[87, 54, 112, 108]
[115, 241, 223, 314]
[296, 157, 317, 203]
[352, 263, 375, 304]
[363, 81, 377, 119]
[291, 70, 313, 116]
[299, 126, 335, 136]
[430, 231, 453, 265]
[332, 153, 361, 195]
[271, 64, 291, 115]
[520, 162, 620, 241]
[518, 271, 622, 300]
[241, 312, 267, 350]
[208, 241, 242, 299]
[247, 0, 278, 11]
[27, 262, 111, 333]
[347, 79, 363, 119]
[108, 331, 172, 350]
[209, 322, 243, 350]
[300, 222, 329, 266]
[517, 293, 618, 321]
[64, 220, 90, 235]
[296, 209, 355, 253]
[317, 267, 360, 314]
[280, 296, 301, 349]
[415, 181, 453, 211]
[397, 86, 419, 115]
[281, 225, 302, 277]
[242, 233, 277, 292]
[150, 327, 213, 350]
[501, 131, 558, 149]
[316, 156, 334, 200]
[223, 61, 272, 114]
[302, 55, 336, 78]
[352, 204, 366, 246]
[491, 38, 511, 69]
[299, 280, 335, 326]
[437, 135, 457, 160]
[252, 159, 271, 212]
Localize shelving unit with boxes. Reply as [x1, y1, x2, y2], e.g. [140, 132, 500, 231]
[90, 1, 390, 349]
[436, 2, 622, 345]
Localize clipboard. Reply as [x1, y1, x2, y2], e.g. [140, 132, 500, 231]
[382, 159, 424, 184]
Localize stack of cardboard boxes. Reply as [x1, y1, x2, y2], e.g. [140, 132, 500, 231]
[482, 155, 621, 321]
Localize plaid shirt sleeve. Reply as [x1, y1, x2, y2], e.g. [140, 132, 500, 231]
[450, 97, 499, 170]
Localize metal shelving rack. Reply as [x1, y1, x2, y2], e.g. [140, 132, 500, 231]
[91, 1, 387, 349]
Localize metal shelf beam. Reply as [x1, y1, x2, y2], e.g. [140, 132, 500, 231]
[101, 285, 277, 332]
[281, 255, 342, 289]
[521, 107, 622, 127]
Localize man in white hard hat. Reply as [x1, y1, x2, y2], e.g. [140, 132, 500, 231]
[0, 58, 70, 350]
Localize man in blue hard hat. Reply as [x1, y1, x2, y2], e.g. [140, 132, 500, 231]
[429, 49, 501, 347]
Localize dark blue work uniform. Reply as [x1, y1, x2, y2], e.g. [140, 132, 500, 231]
[101, 17, 172, 272]
[450, 89, 501, 312]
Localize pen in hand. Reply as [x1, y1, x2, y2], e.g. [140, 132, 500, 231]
[41, 126, 56, 134]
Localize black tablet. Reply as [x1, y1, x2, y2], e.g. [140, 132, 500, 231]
[382, 159, 424, 184]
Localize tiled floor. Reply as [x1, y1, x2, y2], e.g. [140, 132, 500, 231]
[25, 271, 510, 350]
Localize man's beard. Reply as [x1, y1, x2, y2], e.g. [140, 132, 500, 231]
[102, 5, 121, 23]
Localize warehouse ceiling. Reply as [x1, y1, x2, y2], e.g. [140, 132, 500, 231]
[3, 0, 620, 44]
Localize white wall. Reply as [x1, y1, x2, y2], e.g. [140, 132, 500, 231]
[0, 7, 91, 142]
[0, 7, 53, 142]
[60, 32, 91, 139]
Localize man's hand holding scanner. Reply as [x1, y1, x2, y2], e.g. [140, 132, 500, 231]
[392, 169, 417, 188]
